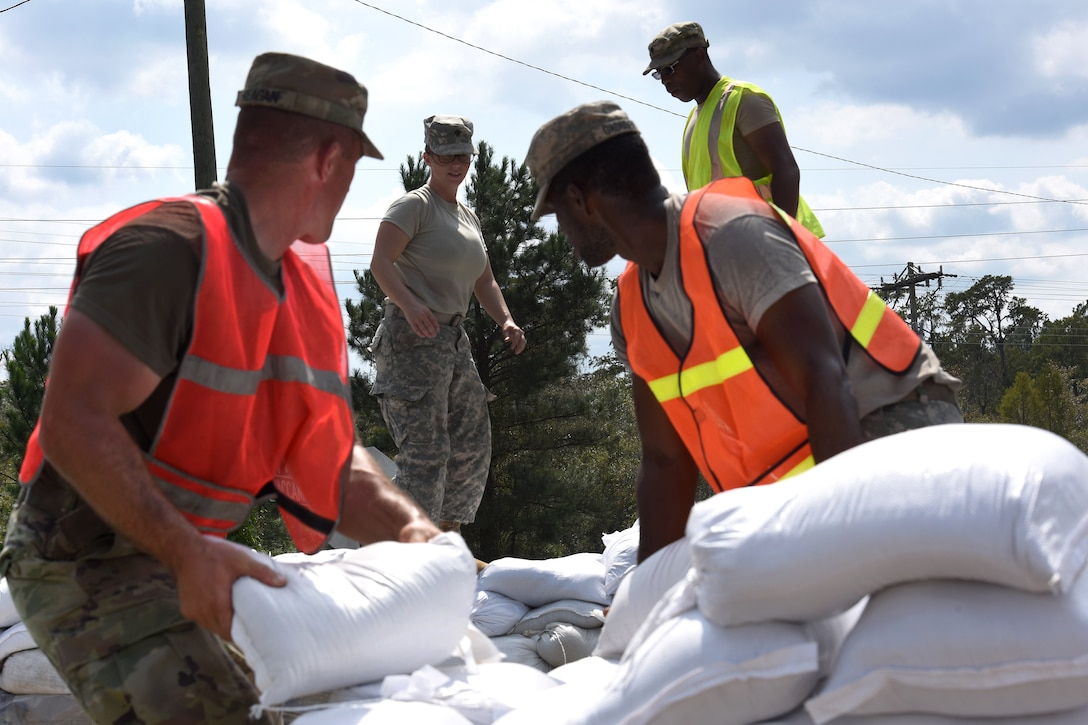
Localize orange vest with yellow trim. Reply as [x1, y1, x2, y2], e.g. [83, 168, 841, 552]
[618, 178, 921, 492]
[20, 195, 354, 553]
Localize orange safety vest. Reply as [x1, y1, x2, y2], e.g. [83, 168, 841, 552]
[20, 196, 354, 553]
[618, 178, 921, 492]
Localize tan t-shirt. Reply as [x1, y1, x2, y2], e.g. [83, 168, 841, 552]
[380, 184, 487, 316]
[611, 193, 960, 419]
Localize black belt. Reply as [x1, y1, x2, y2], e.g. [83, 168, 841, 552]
[384, 304, 463, 326]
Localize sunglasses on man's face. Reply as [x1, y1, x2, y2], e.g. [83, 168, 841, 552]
[652, 49, 696, 81]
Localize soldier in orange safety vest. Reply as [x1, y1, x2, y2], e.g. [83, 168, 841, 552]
[0, 53, 443, 724]
[525, 101, 962, 563]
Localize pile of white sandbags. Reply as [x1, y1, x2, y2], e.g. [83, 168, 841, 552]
[471, 550, 614, 671]
[496, 423, 1088, 724]
[0, 578, 90, 724]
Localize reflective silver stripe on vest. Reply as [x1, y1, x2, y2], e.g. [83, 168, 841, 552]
[706, 83, 735, 182]
[178, 354, 351, 401]
[147, 457, 257, 527]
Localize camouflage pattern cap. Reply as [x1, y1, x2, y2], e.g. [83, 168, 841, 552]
[424, 115, 475, 156]
[642, 21, 709, 75]
[524, 100, 639, 220]
[237, 52, 383, 159]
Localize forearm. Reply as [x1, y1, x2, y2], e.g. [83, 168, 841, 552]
[337, 444, 439, 544]
[805, 373, 865, 463]
[474, 276, 515, 326]
[39, 408, 203, 571]
[636, 457, 699, 563]
[770, 165, 801, 219]
[369, 257, 426, 314]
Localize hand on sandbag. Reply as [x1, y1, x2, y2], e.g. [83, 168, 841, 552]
[176, 536, 286, 641]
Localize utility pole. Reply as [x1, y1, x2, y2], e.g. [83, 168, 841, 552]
[184, 0, 217, 190]
[877, 262, 956, 334]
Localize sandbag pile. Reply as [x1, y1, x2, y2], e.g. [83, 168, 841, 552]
[472, 547, 619, 671]
[0, 578, 91, 724]
[496, 423, 1088, 724]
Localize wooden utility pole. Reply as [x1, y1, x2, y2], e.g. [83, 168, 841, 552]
[878, 262, 955, 333]
[184, 0, 217, 190]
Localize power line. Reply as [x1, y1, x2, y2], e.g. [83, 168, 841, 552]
[0, 0, 32, 13]
[794, 146, 1088, 207]
[348, 1, 1088, 209]
[348, 0, 682, 118]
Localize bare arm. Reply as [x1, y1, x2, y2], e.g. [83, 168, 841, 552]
[744, 121, 801, 219]
[632, 375, 700, 563]
[37, 309, 286, 640]
[473, 258, 526, 354]
[336, 444, 441, 544]
[370, 220, 439, 339]
[756, 283, 864, 462]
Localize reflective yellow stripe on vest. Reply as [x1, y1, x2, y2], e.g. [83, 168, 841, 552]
[648, 346, 754, 402]
[850, 290, 888, 348]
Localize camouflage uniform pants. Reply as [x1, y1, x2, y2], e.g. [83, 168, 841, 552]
[370, 316, 491, 523]
[0, 489, 278, 725]
[859, 379, 964, 440]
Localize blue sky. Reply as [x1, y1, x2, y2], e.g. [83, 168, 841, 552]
[2, 0, 1087, 370]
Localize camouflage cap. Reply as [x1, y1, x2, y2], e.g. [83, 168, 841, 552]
[524, 100, 639, 220]
[424, 115, 475, 156]
[642, 21, 709, 75]
[236, 52, 383, 159]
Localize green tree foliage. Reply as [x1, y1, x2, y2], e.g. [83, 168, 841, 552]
[1030, 302, 1088, 386]
[0, 307, 60, 539]
[0, 307, 58, 469]
[998, 364, 1087, 448]
[941, 275, 1043, 418]
[346, 140, 614, 561]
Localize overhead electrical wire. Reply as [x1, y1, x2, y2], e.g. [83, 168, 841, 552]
[3, 1, 1088, 328]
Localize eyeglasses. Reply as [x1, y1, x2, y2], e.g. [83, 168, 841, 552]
[652, 49, 696, 80]
[429, 153, 472, 166]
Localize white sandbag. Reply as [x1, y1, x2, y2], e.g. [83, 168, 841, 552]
[489, 635, 551, 673]
[491, 679, 611, 725]
[510, 599, 604, 635]
[534, 624, 601, 668]
[0, 623, 37, 663]
[379, 661, 559, 722]
[593, 537, 692, 659]
[547, 655, 620, 686]
[477, 553, 609, 607]
[804, 572, 1088, 723]
[555, 578, 826, 725]
[231, 532, 477, 707]
[601, 522, 640, 596]
[0, 648, 69, 695]
[0, 579, 20, 629]
[690, 423, 1088, 626]
[760, 704, 1088, 724]
[470, 590, 529, 637]
[0, 693, 92, 724]
[290, 700, 473, 725]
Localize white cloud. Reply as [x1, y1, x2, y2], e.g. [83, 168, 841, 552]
[1032, 19, 1088, 80]
[801, 101, 967, 148]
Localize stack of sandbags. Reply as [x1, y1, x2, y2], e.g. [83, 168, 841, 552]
[231, 531, 479, 715]
[495, 423, 1088, 724]
[0, 578, 90, 723]
[685, 422, 1088, 724]
[472, 551, 612, 671]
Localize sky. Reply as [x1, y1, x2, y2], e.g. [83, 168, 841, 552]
[1, 0, 1087, 372]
